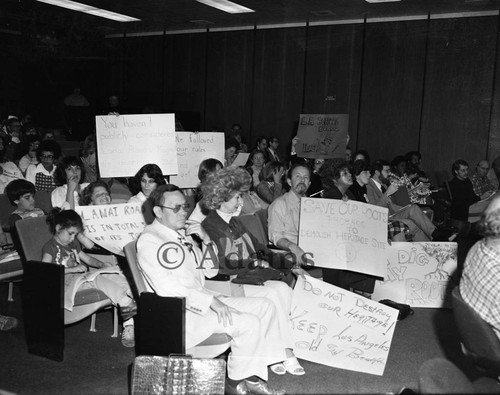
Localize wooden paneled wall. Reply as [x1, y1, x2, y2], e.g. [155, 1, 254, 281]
[109, 15, 500, 183]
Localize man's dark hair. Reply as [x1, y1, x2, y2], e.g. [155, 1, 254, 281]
[370, 159, 390, 177]
[149, 184, 182, 208]
[36, 139, 62, 162]
[352, 159, 370, 177]
[452, 159, 468, 176]
[225, 137, 240, 151]
[405, 151, 421, 162]
[5, 179, 36, 205]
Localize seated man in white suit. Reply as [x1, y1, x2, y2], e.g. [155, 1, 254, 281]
[137, 184, 288, 395]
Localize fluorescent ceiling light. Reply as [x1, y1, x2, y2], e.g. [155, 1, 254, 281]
[196, 0, 254, 14]
[36, 0, 140, 22]
[365, 0, 401, 3]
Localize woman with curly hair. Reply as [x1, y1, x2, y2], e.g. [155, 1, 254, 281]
[51, 156, 88, 210]
[128, 163, 166, 205]
[201, 166, 306, 376]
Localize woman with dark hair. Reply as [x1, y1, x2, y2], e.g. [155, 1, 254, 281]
[80, 134, 98, 183]
[353, 149, 370, 165]
[256, 161, 284, 204]
[320, 159, 355, 200]
[390, 155, 433, 206]
[25, 139, 62, 191]
[51, 156, 88, 209]
[201, 166, 305, 376]
[81, 180, 112, 206]
[128, 163, 166, 205]
[0, 137, 24, 194]
[246, 149, 266, 188]
[224, 138, 240, 167]
[17, 134, 41, 175]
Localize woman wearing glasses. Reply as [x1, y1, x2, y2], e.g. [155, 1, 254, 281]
[200, 166, 305, 376]
[25, 139, 62, 191]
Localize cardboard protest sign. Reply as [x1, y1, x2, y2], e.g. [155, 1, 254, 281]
[170, 132, 225, 188]
[372, 242, 458, 308]
[299, 198, 388, 278]
[75, 204, 146, 256]
[292, 277, 398, 376]
[96, 114, 177, 177]
[296, 114, 348, 159]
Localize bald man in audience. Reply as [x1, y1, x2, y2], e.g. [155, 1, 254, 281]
[471, 160, 496, 199]
[267, 163, 312, 271]
[460, 194, 500, 341]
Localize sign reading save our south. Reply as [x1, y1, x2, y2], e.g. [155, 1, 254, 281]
[299, 198, 388, 278]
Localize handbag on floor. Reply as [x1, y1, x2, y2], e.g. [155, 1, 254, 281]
[131, 355, 226, 395]
[378, 299, 414, 320]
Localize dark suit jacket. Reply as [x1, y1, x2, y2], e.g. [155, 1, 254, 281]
[366, 178, 394, 213]
[202, 211, 293, 276]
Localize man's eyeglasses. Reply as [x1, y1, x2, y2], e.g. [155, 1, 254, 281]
[40, 155, 54, 160]
[159, 204, 191, 213]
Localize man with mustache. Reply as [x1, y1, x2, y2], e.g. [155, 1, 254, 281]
[268, 163, 311, 271]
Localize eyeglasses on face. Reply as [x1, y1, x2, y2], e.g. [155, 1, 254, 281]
[40, 154, 54, 160]
[159, 204, 191, 213]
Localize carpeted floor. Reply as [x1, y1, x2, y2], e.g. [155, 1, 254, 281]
[0, 278, 479, 395]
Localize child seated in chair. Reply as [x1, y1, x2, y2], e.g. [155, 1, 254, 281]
[6, 179, 45, 229]
[5, 179, 45, 250]
[41, 208, 137, 347]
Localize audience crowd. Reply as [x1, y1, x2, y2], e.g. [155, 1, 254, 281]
[1, 112, 499, 394]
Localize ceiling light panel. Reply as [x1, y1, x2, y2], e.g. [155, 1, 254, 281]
[36, 0, 140, 22]
[196, 0, 255, 14]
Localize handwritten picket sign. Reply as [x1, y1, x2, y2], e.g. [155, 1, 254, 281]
[170, 132, 225, 188]
[299, 198, 388, 278]
[75, 204, 146, 256]
[296, 114, 349, 159]
[372, 242, 458, 308]
[96, 114, 177, 177]
[292, 277, 398, 376]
